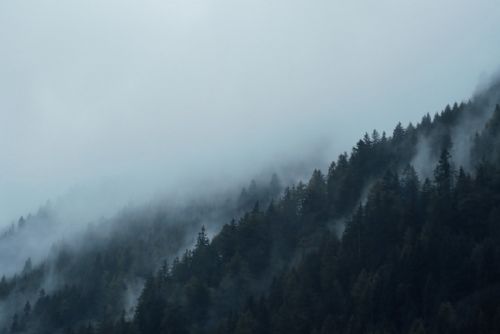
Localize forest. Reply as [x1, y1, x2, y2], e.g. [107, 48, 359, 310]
[2, 80, 500, 334]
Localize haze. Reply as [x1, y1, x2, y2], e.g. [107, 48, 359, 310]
[1, 0, 499, 225]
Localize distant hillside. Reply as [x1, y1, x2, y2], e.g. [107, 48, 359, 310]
[2, 78, 500, 334]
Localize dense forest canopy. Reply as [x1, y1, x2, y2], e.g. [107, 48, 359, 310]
[2, 78, 500, 334]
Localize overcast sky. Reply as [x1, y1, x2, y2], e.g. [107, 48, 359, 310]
[0, 0, 499, 225]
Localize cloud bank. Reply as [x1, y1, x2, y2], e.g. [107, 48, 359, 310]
[0, 0, 500, 224]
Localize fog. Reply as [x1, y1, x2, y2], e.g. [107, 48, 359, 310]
[1, 0, 500, 225]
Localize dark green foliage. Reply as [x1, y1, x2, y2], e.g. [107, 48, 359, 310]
[4, 99, 500, 333]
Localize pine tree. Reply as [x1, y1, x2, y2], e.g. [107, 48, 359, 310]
[434, 149, 454, 197]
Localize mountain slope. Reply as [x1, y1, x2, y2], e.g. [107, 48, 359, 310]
[2, 78, 500, 334]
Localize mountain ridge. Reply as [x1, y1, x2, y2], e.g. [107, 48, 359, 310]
[2, 78, 500, 333]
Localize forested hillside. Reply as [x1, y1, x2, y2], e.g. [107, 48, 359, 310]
[2, 80, 500, 334]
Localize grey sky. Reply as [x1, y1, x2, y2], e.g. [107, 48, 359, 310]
[1, 0, 499, 225]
